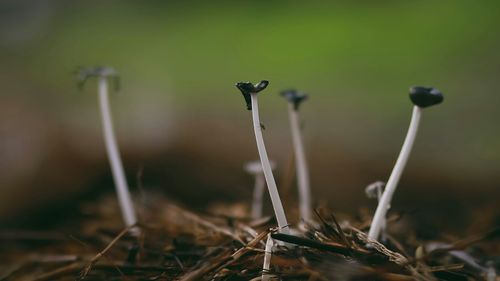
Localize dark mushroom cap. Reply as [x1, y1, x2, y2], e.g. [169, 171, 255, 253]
[75, 66, 120, 91]
[235, 80, 269, 110]
[409, 86, 443, 108]
[280, 89, 308, 110]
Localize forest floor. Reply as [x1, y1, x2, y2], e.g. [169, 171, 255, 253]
[0, 192, 498, 281]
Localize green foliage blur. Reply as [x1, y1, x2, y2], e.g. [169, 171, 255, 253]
[1, 1, 499, 218]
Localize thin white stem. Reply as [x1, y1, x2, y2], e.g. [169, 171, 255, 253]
[251, 173, 265, 219]
[261, 233, 274, 281]
[376, 187, 387, 242]
[368, 106, 422, 241]
[98, 77, 138, 230]
[287, 104, 312, 221]
[251, 94, 289, 233]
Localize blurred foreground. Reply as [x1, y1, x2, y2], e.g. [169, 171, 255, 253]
[0, 191, 498, 280]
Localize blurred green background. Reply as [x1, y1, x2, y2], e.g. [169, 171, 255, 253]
[1, 1, 499, 227]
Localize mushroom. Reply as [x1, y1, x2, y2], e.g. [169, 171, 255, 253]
[76, 66, 138, 232]
[281, 89, 311, 222]
[244, 160, 276, 219]
[365, 181, 385, 201]
[236, 80, 289, 234]
[368, 86, 443, 241]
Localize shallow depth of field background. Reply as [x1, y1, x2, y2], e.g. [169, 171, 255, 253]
[1, 1, 499, 229]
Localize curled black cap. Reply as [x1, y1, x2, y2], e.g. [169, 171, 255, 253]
[75, 66, 120, 91]
[280, 89, 308, 110]
[409, 86, 443, 108]
[235, 80, 269, 110]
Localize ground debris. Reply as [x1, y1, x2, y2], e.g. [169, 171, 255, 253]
[0, 194, 498, 280]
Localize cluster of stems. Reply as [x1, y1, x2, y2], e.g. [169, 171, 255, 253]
[73, 68, 444, 247]
[235, 82, 443, 244]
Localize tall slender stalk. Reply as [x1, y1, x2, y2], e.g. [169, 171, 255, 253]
[282, 90, 311, 222]
[236, 80, 289, 234]
[368, 86, 443, 241]
[76, 67, 138, 233]
[250, 93, 289, 233]
[368, 106, 421, 240]
[98, 76, 138, 229]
